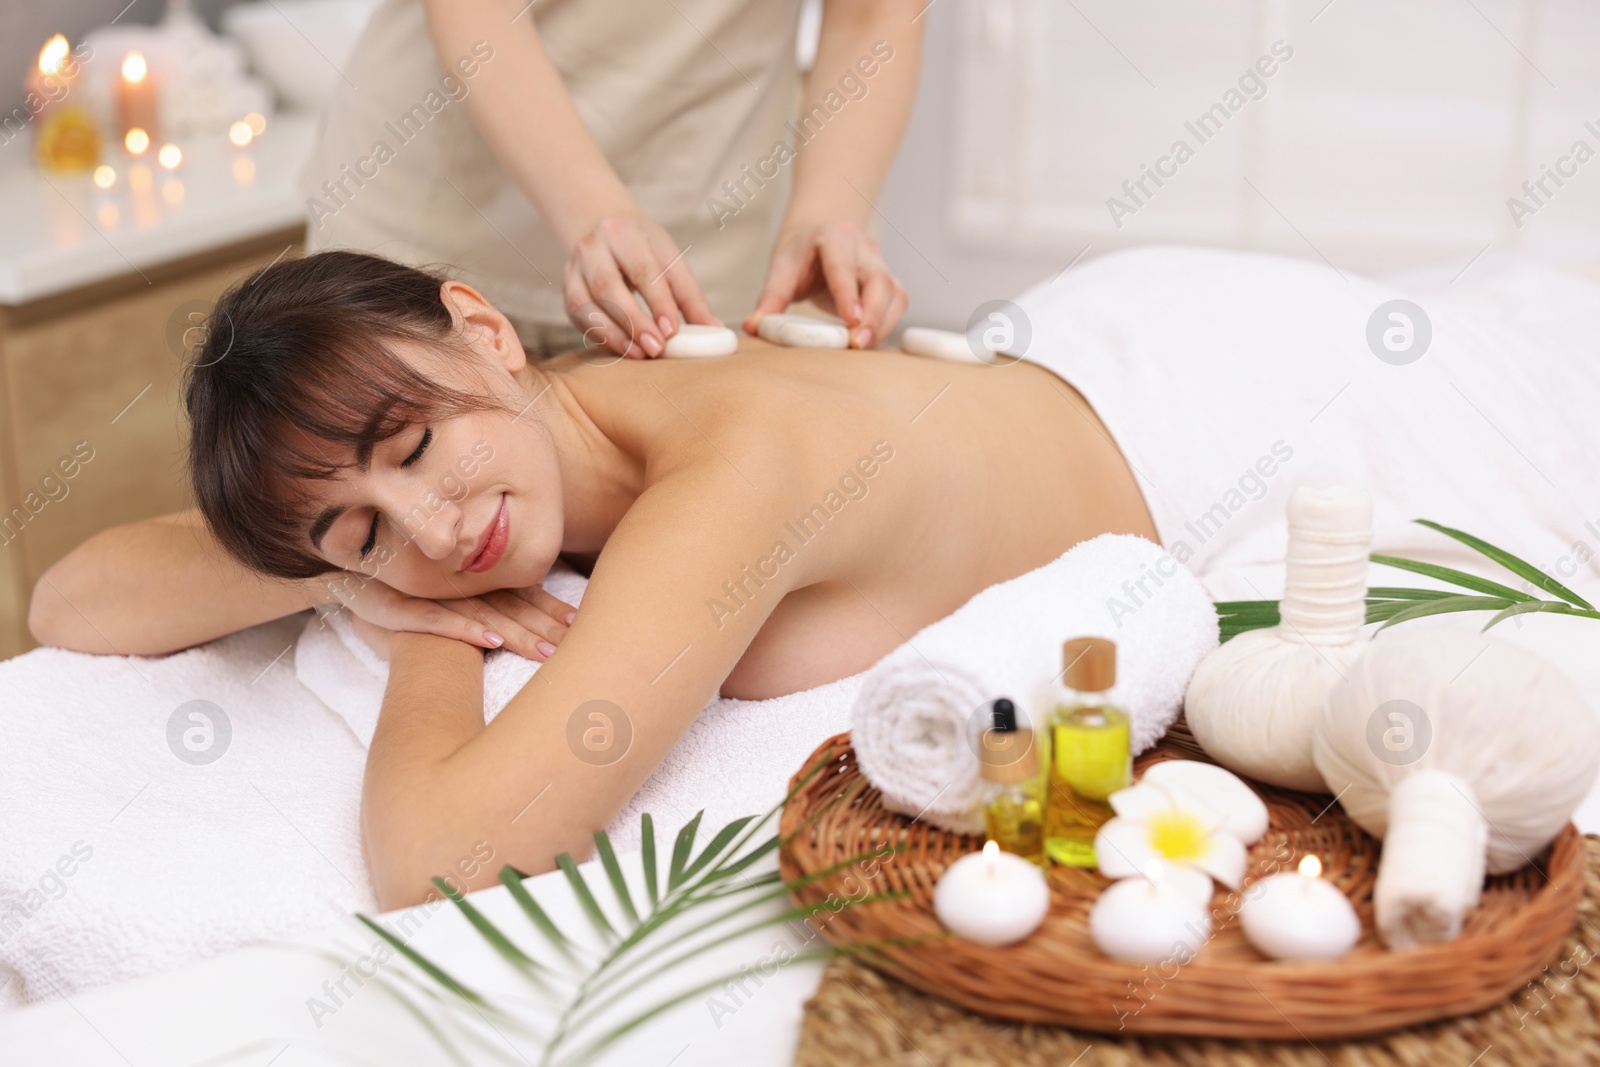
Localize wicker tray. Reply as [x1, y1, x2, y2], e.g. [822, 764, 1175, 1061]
[777, 724, 1586, 1040]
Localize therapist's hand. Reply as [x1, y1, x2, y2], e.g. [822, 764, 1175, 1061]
[564, 214, 720, 359]
[743, 221, 908, 349]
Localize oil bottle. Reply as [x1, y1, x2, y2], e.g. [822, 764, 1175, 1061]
[980, 697, 1046, 867]
[1043, 637, 1130, 867]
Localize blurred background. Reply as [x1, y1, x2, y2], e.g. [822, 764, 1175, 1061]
[0, 0, 1596, 659]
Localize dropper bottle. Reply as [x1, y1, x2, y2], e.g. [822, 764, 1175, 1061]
[980, 697, 1046, 868]
[1044, 637, 1131, 867]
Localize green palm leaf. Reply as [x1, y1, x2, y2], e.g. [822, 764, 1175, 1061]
[1368, 554, 1532, 602]
[500, 866, 578, 963]
[591, 833, 638, 927]
[1218, 517, 1599, 640]
[555, 852, 616, 942]
[666, 810, 703, 891]
[1414, 519, 1594, 609]
[639, 814, 658, 909]
[432, 877, 552, 980]
[1374, 595, 1513, 631]
[342, 751, 876, 1066]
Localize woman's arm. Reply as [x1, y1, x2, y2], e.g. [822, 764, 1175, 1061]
[361, 460, 799, 909]
[28, 510, 323, 655]
[744, 0, 926, 347]
[421, 0, 716, 356]
[30, 510, 578, 659]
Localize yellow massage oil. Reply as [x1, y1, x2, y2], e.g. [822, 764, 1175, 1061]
[980, 697, 1046, 867]
[1044, 637, 1130, 867]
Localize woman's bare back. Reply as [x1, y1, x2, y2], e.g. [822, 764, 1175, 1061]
[555, 336, 1156, 698]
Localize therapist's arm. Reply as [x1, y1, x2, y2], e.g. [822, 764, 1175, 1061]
[421, 0, 717, 357]
[744, 0, 926, 349]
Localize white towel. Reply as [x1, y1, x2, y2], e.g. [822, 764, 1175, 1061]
[0, 615, 374, 1010]
[852, 534, 1219, 834]
[295, 562, 591, 750]
[294, 562, 857, 853]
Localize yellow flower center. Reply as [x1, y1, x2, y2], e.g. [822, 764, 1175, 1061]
[1144, 809, 1209, 861]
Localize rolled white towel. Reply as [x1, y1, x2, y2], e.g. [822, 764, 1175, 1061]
[852, 534, 1219, 834]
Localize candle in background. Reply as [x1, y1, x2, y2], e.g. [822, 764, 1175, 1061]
[1239, 855, 1361, 961]
[27, 34, 100, 172]
[1089, 858, 1211, 963]
[116, 51, 160, 147]
[933, 840, 1051, 946]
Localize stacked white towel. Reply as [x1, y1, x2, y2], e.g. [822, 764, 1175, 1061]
[851, 534, 1219, 834]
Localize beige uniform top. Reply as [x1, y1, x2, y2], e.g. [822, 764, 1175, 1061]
[301, 0, 803, 349]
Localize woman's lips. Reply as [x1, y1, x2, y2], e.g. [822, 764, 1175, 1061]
[463, 494, 510, 573]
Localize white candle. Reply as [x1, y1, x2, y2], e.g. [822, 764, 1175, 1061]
[1090, 859, 1212, 963]
[933, 840, 1050, 946]
[116, 51, 160, 145]
[1240, 855, 1361, 961]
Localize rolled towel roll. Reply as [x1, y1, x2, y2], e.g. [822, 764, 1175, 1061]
[852, 534, 1220, 834]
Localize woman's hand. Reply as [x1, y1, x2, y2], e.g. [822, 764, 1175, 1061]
[742, 221, 908, 349]
[565, 214, 720, 359]
[329, 577, 577, 661]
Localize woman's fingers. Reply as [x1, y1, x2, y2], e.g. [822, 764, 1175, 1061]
[396, 598, 507, 650]
[815, 229, 865, 343]
[504, 585, 579, 625]
[444, 591, 576, 661]
[653, 233, 719, 327]
[608, 226, 685, 346]
[480, 590, 571, 644]
[747, 223, 908, 348]
[743, 246, 805, 335]
[578, 243, 653, 357]
[858, 254, 907, 348]
[563, 268, 630, 358]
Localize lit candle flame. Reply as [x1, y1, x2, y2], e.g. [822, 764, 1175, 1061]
[121, 51, 147, 84]
[1299, 855, 1322, 879]
[39, 35, 70, 77]
[982, 840, 999, 873]
[228, 120, 254, 148]
[92, 165, 116, 190]
[157, 144, 182, 169]
[125, 128, 150, 155]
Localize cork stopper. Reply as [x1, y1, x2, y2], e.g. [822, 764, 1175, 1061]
[1062, 637, 1116, 692]
[979, 727, 1038, 783]
[979, 698, 1038, 784]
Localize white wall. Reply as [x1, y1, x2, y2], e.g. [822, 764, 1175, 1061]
[877, 0, 1600, 330]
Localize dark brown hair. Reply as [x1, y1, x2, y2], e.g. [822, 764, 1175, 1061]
[185, 250, 507, 579]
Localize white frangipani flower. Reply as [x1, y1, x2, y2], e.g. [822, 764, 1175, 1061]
[1093, 760, 1269, 902]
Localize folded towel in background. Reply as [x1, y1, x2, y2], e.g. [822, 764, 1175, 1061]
[294, 562, 856, 854]
[852, 534, 1219, 834]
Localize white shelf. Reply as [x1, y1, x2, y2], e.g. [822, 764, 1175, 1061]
[0, 111, 317, 306]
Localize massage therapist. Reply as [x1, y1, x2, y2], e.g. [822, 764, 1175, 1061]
[301, 0, 924, 357]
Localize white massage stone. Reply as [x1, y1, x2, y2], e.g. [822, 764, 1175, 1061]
[756, 313, 850, 349]
[662, 324, 738, 358]
[901, 326, 987, 364]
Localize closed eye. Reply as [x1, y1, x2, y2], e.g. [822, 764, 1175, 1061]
[401, 428, 432, 468]
[359, 513, 378, 559]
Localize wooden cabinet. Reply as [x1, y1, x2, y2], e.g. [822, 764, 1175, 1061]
[0, 228, 302, 660]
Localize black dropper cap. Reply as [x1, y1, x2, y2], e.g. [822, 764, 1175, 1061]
[991, 697, 1017, 732]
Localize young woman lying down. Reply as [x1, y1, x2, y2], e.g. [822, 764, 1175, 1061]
[30, 252, 1154, 908]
